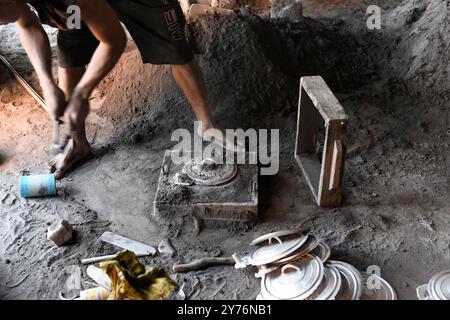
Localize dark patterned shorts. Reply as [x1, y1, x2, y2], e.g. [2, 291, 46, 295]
[57, 0, 194, 68]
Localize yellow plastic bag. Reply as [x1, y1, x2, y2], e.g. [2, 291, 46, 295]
[100, 250, 178, 300]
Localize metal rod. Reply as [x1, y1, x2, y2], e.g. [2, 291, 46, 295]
[81, 252, 150, 265]
[0, 53, 48, 112]
[173, 257, 235, 273]
[0, 53, 63, 149]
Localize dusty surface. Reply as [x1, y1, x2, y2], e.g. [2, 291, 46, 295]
[1, 0, 449, 300]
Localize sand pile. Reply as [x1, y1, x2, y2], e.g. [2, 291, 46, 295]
[96, 10, 372, 145]
[386, 0, 450, 98]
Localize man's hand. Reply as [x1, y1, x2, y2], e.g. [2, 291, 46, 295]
[63, 90, 90, 132]
[42, 84, 66, 121]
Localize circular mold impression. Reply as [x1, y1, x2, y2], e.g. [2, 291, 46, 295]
[183, 158, 238, 186]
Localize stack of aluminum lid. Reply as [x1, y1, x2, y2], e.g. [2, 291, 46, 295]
[233, 229, 397, 300]
[417, 270, 450, 300]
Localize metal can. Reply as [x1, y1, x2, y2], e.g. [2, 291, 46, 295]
[19, 173, 57, 198]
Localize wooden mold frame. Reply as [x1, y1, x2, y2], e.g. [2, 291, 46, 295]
[294, 76, 348, 207]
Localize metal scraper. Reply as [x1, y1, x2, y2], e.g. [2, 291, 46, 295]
[99, 232, 156, 255]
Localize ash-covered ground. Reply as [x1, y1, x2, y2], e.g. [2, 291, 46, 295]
[0, 0, 449, 300]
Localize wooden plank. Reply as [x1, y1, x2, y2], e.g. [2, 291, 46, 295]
[300, 76, 348, 123]
[329, 140, 343, 191]
[317, 121, 347, 206]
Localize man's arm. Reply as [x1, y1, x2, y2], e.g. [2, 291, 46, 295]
[16, 2, 53, 87]
[72, 0, 127, 99]
[15, 1, 65, 118]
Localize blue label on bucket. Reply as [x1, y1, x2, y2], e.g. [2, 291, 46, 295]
[19, 174, 57, 198]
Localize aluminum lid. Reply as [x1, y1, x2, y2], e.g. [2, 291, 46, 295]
[310, 241, 331, 263]
[247, 234, 309, 266]
[428, 270, 450, 300]
[183, 158, 238, 186]
[257, 286, 276, 300]
[262, 254, 324, 300]
[273, 234, 319, 265]
[307, 265, 342, 300]
[250, 228, 304, 246]
[255, 265, 279, 278]
[256, 292, 265, 300]
[296, 235, 320, 256]
[328, 260, 363, 300]
[360, 273, 397, 300]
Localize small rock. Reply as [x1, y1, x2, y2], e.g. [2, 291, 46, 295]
[158, 239, 176, 256]
[47, 219, 73, 247]
[5, 259, 11, 264]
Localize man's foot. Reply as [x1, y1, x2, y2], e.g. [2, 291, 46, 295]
[197, 122, 246, 153]
[48, 139, 92, 180]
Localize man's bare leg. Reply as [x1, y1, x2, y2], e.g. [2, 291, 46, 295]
[171, 58, 217, 130]
[49, 66, 92, 179]
[59, 66, 85, 98]
[172, 58, 243, 151]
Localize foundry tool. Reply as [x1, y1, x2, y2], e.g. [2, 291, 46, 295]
[173, 257, 236, 273]
[0, 54, 67, 153]
[81, 232, 156, 264]
[99, 231, 157, 255]
[81, 252, 150, 265]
